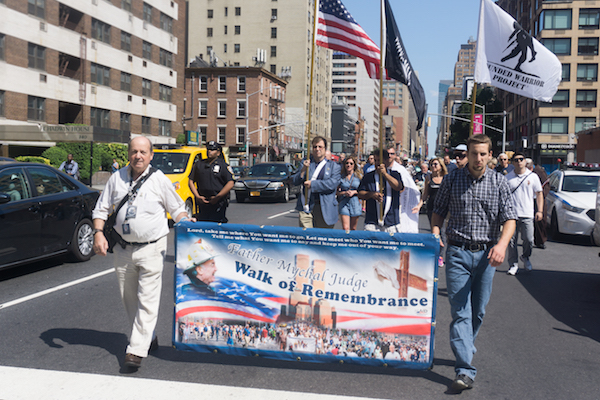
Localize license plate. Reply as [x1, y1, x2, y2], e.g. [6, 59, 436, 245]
[250, 191, 260, 197]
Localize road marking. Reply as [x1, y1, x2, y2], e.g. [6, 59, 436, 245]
[267, 209, 296, 220]
[0, 366, 381, 400]
[0, 268, 114, 310]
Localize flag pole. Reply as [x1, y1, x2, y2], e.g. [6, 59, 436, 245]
[469, 83, 478, 136]
[304, 0, 320, 209]
[379, 0, 385, 224]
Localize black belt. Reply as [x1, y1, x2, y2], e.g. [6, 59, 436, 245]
[448, 240, 494, 252]
[122, 237, 161, 247]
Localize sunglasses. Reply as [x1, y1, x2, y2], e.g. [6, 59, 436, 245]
[455, 154, 467, 159]
[345, 162, 354, 165]
[513, 157, 525, 162]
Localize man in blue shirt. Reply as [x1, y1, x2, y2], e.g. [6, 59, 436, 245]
[358, 150, 404, 232]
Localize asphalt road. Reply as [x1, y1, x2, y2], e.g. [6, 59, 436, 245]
[1, 196, 599, 399]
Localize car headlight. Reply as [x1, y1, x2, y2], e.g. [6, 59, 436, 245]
[173, 181, 180, 190]
[234, 181, 246, 188]
[267, 182, 284, 188]
[562, 201, 584, 213]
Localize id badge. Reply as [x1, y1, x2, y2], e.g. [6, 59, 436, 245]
[125, 205, 137, 220]
[122, 223, 130, 235]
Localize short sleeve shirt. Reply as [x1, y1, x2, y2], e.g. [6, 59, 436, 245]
[189, 157, 233, 197]
[506, 171, 542, 219]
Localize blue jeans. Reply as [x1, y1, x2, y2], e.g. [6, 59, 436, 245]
[445, 244, 496, 379]
[508, 217, 534, 266]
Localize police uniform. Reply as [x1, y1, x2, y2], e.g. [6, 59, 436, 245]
[189, 147, 233, 222]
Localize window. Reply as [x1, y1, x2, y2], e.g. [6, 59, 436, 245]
[121, 0, 132, 12]
[120, 113, 131, 131]
[142, 79, 152, 97]
[28, 0, 45, 19]
[577, 64, 598, 81]
[199, 126, 207, 145]
[91, 19, 111, 44]
[271, 9, 277, 19]
[576, 89, 597, 107]
[143, 3, 153, 23]
[224, 44, 227, 53]
[160, 13, 173, 33]
[199, 76, 208, 91]
[579, 9, 600, 29]
[271, 27, 277, 38]
[235, 7, 241, 16]
[218, 126, 226, 142]
[224, 7, 228, 16]
[159, 84, 172, 102]
[143, 41, 152, 60]
[28, 43, 45, 70]
[237, 100, 246, 117]
[90, 108, 110, 128]
[547, 89, 569, 107]
[121, 31, 131, 52]
[234, 43, 240, 53]
[540, 117, 568, 134]
[207, 9, 213, 18]
[0, 91, 4, 117]
[0, 34, 4, 60]
[234, 25, 241, 35]
[28, 96, 45, 121]
[578, 38, 599, 55]
[91, 63, 110, 86]
[237, 76, 246, 92]
[207, 46, 213, 55]
[218, 100, 227, 117]
[576, 117, 596, 132]
[142, 116, 151, 133]
[542, 38, 571, 55]
[159, 49, 173, 68]
[562, 64, 571, 81]
[0, 168, 30, 202]
[120, 72, 131, 92]
[270, 64, 276, 74]
[271, 46, 277, 57]
[159, 120, 171, 136]
[199, 100, 208, 116]
[218, 76, 226, 91]
[237, 127, 245, 144]
[30, 168, 64, 197]
[224, 26, 228, 34]
[207, 27, 213, 37]
[542, 9, 572, 29]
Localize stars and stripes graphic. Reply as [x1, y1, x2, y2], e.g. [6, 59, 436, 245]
[334, 309, 432, 336]
[316, 0, 382, 79]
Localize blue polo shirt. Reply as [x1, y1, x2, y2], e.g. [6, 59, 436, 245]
[358, 169, 402, 226]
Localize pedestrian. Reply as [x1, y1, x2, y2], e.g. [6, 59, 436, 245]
[59, 153, 79, 180]
[188, 141, 234, 223]
[495, 152, 514, 175]
[292, 136, 341, 229]
[431, 134, 517, 392]
[506, 152, 544, 275]
[358, 150, 404, 232]
[387, 146, 421, 233]
[532, 162, 549, 248]
[363, 154, 376, 174]
[112, 158, 120, 173]
[92, 136, 194, 369]
[337, 156, 362, 231]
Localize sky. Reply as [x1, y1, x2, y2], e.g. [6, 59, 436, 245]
[340, 0, 482, 157]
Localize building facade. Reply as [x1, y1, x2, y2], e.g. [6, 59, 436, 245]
[497, 0, 600, 168]
[187, 0, 332, 150]
[0, 0, 186, 156]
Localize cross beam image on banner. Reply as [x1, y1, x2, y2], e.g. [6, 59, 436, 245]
[173, 222, 439, 370]
[474, 0, 562, 102]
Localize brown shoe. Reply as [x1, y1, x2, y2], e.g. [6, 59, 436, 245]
[149, 337, 159, 353]
[124, 353, 142, 368]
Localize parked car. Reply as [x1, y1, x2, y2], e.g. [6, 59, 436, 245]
[233, 162, 300, 203]
[593, 176, 600, 246]
[545, 164, 600, 239]
[152, 144, 230, 218]
[0, 161, 100, 270]
[231, 166, 248, 181]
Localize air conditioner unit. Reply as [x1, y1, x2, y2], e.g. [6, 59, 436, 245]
[39, 21, 47, 32]
[91, 41, 97, 50]
[271, 15, 277, 21]
[91, 86, 97, 94]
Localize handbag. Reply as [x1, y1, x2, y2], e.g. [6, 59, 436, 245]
[104, 168, 156, 253]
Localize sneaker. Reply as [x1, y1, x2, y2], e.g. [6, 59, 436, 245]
[451, 374, 474, 391]
[507, 264, 519, 276]
[520, 255, 533, 271]
[438, 256, 445, 268]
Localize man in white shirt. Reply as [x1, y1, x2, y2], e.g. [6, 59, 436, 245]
[92, 136, 194, 369]
[387, 147, 421, 233]
[506, 151, 544, 275]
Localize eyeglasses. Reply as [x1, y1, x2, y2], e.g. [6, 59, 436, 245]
[312, 145, 325, 149]
[387, 152, 396, 155]
[431, 162, 440, 166]
[455, 154, 467, 159]
[345, 162, 354, 165]
[499, 158, 508, 161]
[513, 157, 525, 162]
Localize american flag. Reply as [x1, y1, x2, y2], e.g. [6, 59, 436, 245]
[316, 0, 382, 79]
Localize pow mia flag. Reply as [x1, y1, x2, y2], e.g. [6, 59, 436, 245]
[474, 0, 561, 102]
[383, 0, 426, 130]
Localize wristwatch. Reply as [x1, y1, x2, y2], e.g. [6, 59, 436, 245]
[93, 229, 103, 235]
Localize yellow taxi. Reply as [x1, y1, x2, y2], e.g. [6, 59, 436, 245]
[152, 144, 229, 219]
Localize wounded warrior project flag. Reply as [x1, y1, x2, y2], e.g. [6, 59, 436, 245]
[474, 0, 562, 102]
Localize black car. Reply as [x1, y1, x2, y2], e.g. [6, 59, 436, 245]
[233, 162, 300, 203]
[231, 166, 248, 181]
[0, 161, 100, 270]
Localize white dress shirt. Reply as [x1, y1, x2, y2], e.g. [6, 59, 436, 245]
[93, 165, 186, 242]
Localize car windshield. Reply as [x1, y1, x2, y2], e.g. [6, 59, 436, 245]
[152, 153, 190, 174]
[232, 166, 244, 174]
[561, 175, 599, 192]
[247, 164, 287, 177]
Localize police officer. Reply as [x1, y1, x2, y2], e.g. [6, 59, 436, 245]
[188, 141, 234, 222]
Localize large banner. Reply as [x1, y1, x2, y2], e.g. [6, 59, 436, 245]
[173, 222, 439, 370]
